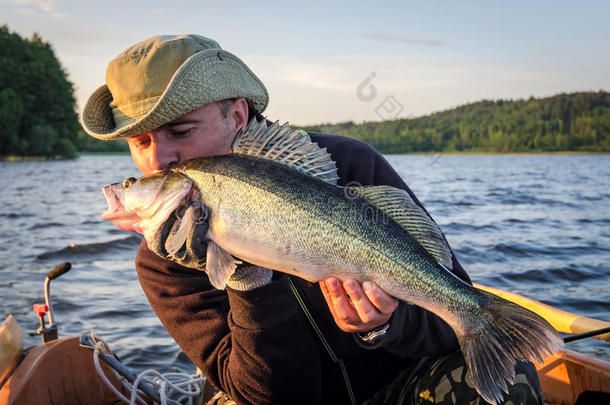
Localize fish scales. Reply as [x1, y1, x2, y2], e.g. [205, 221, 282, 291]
[179, 155, 482, 323]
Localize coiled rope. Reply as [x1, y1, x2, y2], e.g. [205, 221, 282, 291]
[89, 333, 205, 405]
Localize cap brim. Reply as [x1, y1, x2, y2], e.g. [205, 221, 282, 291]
[81, 85, 119, 140]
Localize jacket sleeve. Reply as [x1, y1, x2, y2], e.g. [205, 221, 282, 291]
[319, 134, 470, 358]
[136, 242, 324, 405]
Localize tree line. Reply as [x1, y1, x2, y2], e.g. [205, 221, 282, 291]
[0, 25, 81, 158]
[0, 26, 128, 158]
[1, 26, 608, 158]
[303, 91, 610, 153]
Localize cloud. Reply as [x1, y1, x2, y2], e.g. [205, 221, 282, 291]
[15, 7, 36, 14]
[243, 53, 460, 95]
[242, 51, 596, 124]
[363, 32, 444, 46]
[1, 0, 68, 18]
[4, 0, 55, 12]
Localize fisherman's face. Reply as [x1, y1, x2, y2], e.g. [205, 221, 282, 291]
[127, 99, 248, 176]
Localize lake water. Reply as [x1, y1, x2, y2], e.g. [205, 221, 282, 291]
[1, 154, 608, 375]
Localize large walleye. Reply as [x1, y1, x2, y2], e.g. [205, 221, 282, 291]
[101, 118, 562, 404]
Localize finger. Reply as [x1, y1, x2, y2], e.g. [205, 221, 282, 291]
[319, 280, 339, 320]
[321, 279, 348, 330]
[343, 279, 382, 325]
[362, 281, 399, 315]
[325, 278, 360, 326]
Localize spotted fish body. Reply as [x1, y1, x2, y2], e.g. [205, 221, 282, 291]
[179, 156, 469, 320]
[102, 119, 563, 405]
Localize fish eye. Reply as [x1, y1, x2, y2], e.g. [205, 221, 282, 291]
[121, 177, 137, 189]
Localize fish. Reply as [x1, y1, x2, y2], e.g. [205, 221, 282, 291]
[101, 118, 563, 404]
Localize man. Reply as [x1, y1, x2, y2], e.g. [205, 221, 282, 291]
[82, 34, 543, 404]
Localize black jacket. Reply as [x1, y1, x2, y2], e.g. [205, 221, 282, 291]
[135, 133, 471, 405]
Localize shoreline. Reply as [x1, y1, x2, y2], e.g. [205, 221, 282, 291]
[78, 151, 131, 156]
[1, 152, 130, 161]
[2, 150, 608, 161]
[0, 155, 72, 162]
[386, 150, 610, 156]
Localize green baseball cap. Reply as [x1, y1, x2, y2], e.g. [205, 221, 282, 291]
[81, 34, 269, 140]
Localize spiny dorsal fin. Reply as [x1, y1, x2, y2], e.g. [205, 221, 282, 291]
[351, 185, 453, 269]
[231, 118, 339, 185]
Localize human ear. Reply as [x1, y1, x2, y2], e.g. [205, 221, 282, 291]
[229, 98, 249, 133]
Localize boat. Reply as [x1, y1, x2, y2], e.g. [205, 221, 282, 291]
[536, 349, 610, 405]
[0, 263, 209, 405]
[475, 283, 610, 405]
[0, 322, 131, 404]
[0, 262, 138, 404]
[1, 265, 609, 404]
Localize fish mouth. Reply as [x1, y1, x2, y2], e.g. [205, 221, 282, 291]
[100, 174, 170, 221]
[101, 186, 120, 218]
[101, 185, 141, 231]
[101, 174, 196, 236]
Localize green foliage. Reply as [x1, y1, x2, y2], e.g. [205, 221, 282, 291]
[0, 25, 79, 158]
[76, 129, 130, 153]
[302, 92, 610, 153]
[0, 88, 23, 151]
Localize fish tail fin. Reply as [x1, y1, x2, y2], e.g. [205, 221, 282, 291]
[457, 290, 563, 405]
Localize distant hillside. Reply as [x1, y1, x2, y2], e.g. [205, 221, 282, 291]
[302, 91, 610, 153]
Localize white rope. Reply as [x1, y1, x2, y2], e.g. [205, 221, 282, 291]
[89, 333, 205, 405]
[92, 337, 143, 404]
[129, 369, 205, 405]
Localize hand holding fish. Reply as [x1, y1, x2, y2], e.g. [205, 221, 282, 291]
[320, 277, 398, 333]
[101, 118, 562, 405]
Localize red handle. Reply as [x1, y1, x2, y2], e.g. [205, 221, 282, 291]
[33, 303, 49, 318]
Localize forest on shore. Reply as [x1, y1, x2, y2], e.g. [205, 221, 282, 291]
[0, 25, 126, 159]
[303, 91, 610, 153]
[0, 25, 81, 158]
[1, 26, 608, 158]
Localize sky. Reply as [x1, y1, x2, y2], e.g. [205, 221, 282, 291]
[2, 0, 609, 125]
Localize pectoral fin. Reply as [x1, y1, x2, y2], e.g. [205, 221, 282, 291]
[206, 240, 242, 290]
[165, 203, 198, 257]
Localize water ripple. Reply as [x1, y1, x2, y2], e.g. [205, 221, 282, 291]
[36, 235, 142, 261]
[2, 154, 609, 372]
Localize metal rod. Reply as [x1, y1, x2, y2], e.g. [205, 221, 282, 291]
[97, 351, 162, 403]
[43, 262, 71, 329]
[564, 326, 610, 343]
[43, 277, 53, 325]
[29, 262, 73, 343]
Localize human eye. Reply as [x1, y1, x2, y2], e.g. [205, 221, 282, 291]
[129, 135, 151, 149]
[170, 127, 195, 138]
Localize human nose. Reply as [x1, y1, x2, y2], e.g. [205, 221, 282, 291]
[148, 135, 179, 173]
